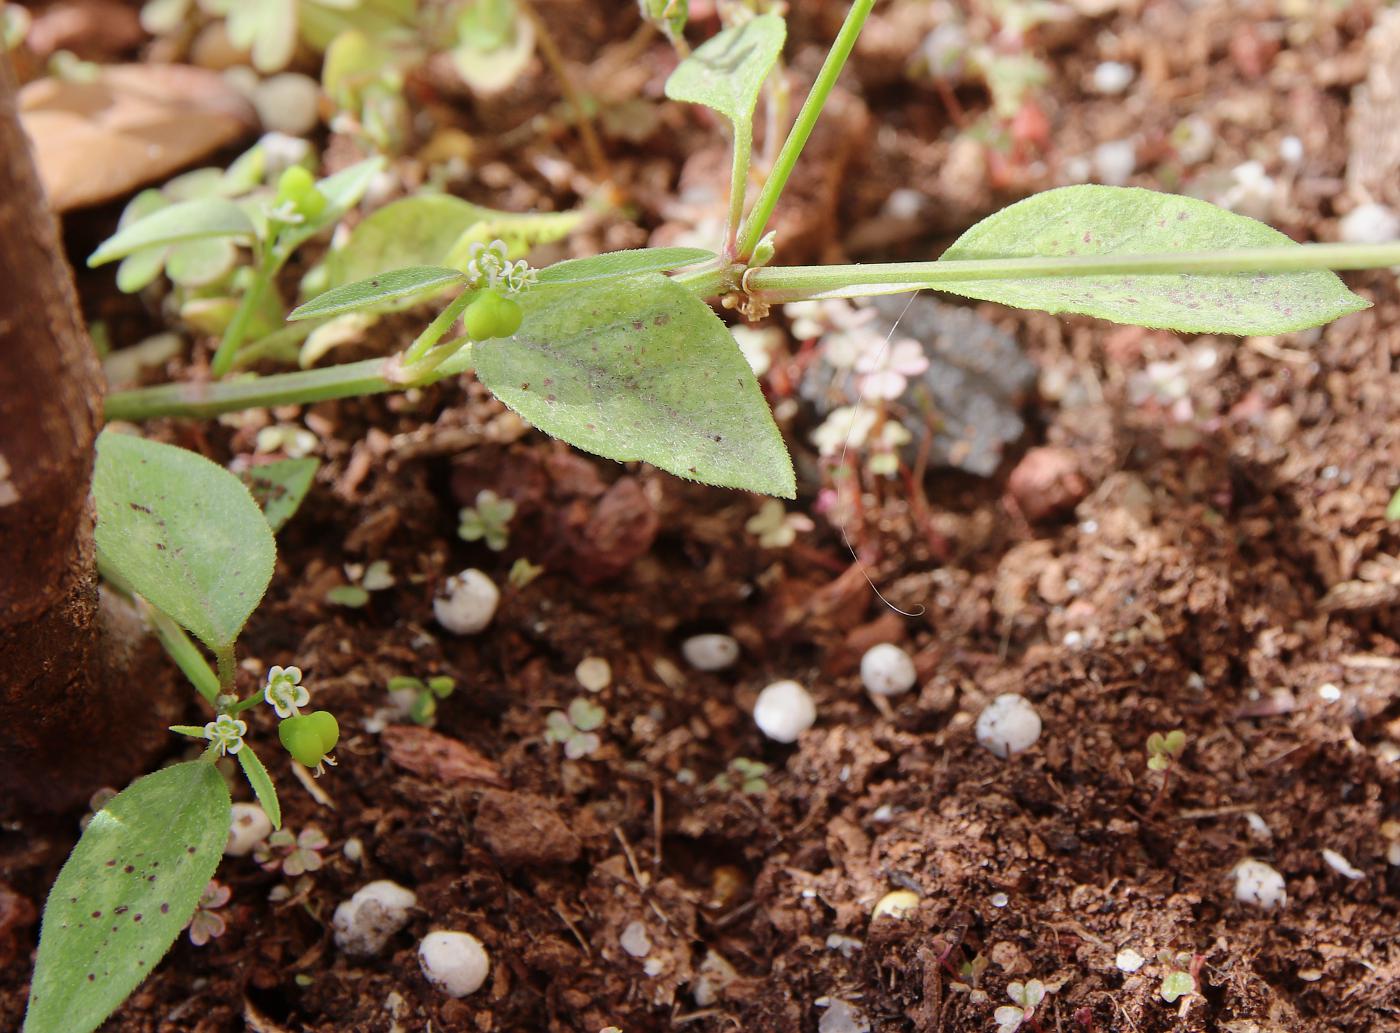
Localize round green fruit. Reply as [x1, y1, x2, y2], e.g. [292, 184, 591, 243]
[279, 710, 340, 768]
[463, 289, 523, 340]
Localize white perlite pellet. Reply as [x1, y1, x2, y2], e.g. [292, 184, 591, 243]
[682, 633, 741, 671]
[333, 880, 417, 956]
[1339, 202, 1400, 245]
[419, 930, 490, 997]
[754, 680, 816, 743]
[225, 802, 272, 856]
[433, 569, 500, 634]
[1232, 859, 1286, 909]
[975, 694, 1042, 758]
[859, 643, 917, 697]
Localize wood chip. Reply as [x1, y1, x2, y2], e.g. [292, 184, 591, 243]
[381, 724, 506, 787]
[20, 64, 255, 212]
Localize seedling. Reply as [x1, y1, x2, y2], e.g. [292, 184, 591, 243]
[185, 881, 232, 946]
[1146, 729, 1187, 813]
[387, 674, 457, 725]
[545, 697, 606, 759]
[995, 978, 1051, 1033]
[326, 559, 395, 607]
[948, 951, 991, 1004]
[711, 757, 770, 795]
[1156, 950, 1203, 1011]
[254, 826, 330, 877]
[745, 498, 813, 548]
[48, 2, 1400, 1030]
[458, 489, 517, 550]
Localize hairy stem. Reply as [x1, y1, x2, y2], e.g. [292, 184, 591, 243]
[724, 124, 753, 259]
[735, 0, 875, 260]
[215, 644, 237, 695]
[403, 289, 474, 363]
[145, 604, 220, 705]
[210, 241, 285, 377]
[745, 241, 1400, 300]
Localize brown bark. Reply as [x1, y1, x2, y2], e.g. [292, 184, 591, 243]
[0, 56, 174, 811]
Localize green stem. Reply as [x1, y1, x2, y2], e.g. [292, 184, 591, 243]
[215, 644, 237, 695]
[211, 240, 287, 378]
[735, 0, 875, 260]
[106, 357, 403, 420]
[744, 242, 1400, 300]
[724, 123, 753, 260]
[404, 289, 475, 363]
[147, 606, 221, 705]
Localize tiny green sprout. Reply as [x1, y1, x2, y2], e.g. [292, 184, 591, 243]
[458, 489, 517, 549]
[387, 675, 456, 725]
[949, 952, 990, 1002]
[995, 978, 1050, 1033]
[264, 664, 309, 719]
[1146, 729, 1187, 772]
[327, 559, 394, 607]
[254, 826, 328, 877]
[1386, 487, 1400, 522]
[185, 880, 231, 947]
[278, 711, 340, 773]
[508, 557, 545, 587]
[1156, 950, 1200, 1006]
[204, 714, 248, 757]
[545, 697, 606, 759]
[744, 498, 813, 548]
[713, 757, 769, 795]
[1159, 970, 1195, 1004]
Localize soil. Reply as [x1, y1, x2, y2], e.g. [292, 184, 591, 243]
[3, 1, 1400, 1032]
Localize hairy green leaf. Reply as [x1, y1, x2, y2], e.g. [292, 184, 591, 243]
[474, 274, 794, 497]
[536, 247, 715, 287]
[24, 761, 230, 1033]
[664, 14, 785, 128]
[291, 267, 465, 320]
[89, 199, 254, 267]
[237, 746, 281, 830]
[936, 185, 1367, 334]
[241, 457, 320, 532]
[93, 431, 275, 651]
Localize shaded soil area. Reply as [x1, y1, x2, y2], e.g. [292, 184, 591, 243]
[2, 1, 1399, 1031]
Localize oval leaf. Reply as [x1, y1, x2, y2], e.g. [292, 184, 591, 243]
[936, 185, 1367, 335]
[89, 198, 255, 267]
[240, 457, 320, 532]
[24, 761, 231, 1033]
[474, 274, 794, 497]
[291, 266, 465, 320]
[535, 247, 716, 287]
[93, 431, 275, 650]
[665, 14, 786, 128]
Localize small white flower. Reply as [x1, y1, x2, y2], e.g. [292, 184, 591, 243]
[204, 714, 247, 756]
[265, 664, 309, 718]
[811, 405, 878, 457]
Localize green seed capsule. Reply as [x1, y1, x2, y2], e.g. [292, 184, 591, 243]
[462, 289, 523, 340]
[279, 710, 340, 767]
[274, 166, 327, 221]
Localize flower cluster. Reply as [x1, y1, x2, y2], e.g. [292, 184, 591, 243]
[464, 239, 536, 294]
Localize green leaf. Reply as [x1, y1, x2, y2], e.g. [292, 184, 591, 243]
[165, 238, 238, 288]
[237, 746, 282, 830]
[936, 186, 1367, 335]
[291, 267, 465, 320]
[535, 247, 716, 287]
[664, 14, 785, 127]
[89, 199, 255, 267]
[240, 457, 320, 532]
[24, 761, 230, 1033]
[1386, 486, 1400, 522]
[474, 273, 795, 497]
[451, 0, 534, 94]
[328, 195, 486, 286]
[327, 584, 370, 607]
[93, 431, 276, 651]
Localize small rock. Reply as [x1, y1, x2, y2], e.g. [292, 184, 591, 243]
[619, 920, 652, 958]
[1007, 446, 1088, 521]
[333, 880, 417, 956]
[225, 802, 272, 856]
[1115, 948, 1145, 972]
[575, 656, 611, 692]
[419, 930, 490, 997]
[434, 569, 499, 634]
[1339, 202, 1400, 244]
[1232, 859, 1286, 909]
[1093, 139, 1137, 186]
[871, 889, 920, 920]
[975, 694, 1042, 758]
[818, 998, 871, 1033]
[859, 643, 917, 696]
[1091, 61, 1134, 95]
[682, 633, 740, 671]
[251, 73, 321, 138]
[754, 680, 816, 743]
[692, 949, 738, 1006]
[1321, 848, 1364, 880]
